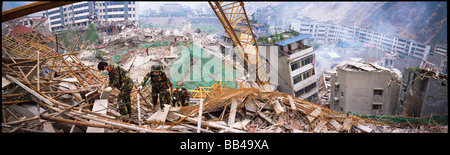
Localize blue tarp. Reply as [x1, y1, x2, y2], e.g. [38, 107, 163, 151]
[274, 34, 312, 46]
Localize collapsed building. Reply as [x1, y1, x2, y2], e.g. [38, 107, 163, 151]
[396, 65, 448, 117]
[2, 13, 447, 133]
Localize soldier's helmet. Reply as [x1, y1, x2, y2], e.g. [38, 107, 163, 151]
[181, 86, 186, 90]
[151, 64, 162, 72]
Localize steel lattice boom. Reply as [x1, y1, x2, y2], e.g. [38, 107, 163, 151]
[209, 1, 271, 91]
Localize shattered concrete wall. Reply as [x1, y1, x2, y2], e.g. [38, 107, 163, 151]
[421, 78, 448, 116]
[399, 68, 448, 117]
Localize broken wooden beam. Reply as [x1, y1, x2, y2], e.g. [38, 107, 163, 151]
[40, 114, 119, 130]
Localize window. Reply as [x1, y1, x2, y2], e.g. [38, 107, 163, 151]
[372, 105, 382, 110]
[295, 89, 305, 97]
[373, 88, 383, 96]
[49, 10, 60, 15]
[293, 74, 302, 84]
[290, 61, 299, 71]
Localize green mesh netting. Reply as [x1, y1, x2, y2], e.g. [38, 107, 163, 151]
[348, 111, 448, 125]
[165, 42, 239, 90]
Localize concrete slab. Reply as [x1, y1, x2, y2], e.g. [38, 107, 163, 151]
[86, 99, 108, 133]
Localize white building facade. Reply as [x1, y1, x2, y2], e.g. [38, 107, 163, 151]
[47, 1, 139, 32]
[274, 35, 319, 102]
[291, 18, 431, 60]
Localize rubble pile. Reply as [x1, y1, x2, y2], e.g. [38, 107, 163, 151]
[162, 88, 445, 133]
[2, 22, 446, 133]
[168, 88, 439, 133]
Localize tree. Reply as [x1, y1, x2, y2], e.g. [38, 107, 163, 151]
[84, 23, 100, 45]
[58, 26, 81, 50]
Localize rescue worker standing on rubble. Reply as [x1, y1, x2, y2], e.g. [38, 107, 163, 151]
[97, 61, 133, 117]
[180, 86, 190, 106]
[172, 87, 181, 107]
[139, 64, 173, 111]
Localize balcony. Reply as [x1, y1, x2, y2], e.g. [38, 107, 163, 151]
[288, 46, 314, 60]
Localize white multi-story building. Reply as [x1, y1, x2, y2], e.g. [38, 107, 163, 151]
[291, 18, 431, 60]
[46, 1, 139, 32]
[274, 35, 319, 102]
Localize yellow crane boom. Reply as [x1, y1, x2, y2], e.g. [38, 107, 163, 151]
[209, 1, 271, 91]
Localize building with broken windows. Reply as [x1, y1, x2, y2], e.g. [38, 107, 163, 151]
[396, 66, 448, 117]
[329, 61, 401, 115]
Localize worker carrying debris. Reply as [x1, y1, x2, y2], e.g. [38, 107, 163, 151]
[180, 86, 190, 106]
[139, 64, 173, 112]
[97, 61, 134, 117]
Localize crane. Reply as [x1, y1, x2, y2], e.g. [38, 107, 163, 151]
[208, 1, 271, 92]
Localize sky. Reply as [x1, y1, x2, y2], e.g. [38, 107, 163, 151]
[2, 1, 44, 16]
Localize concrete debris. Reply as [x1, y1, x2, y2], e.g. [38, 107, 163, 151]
[2, 21, 446, 133]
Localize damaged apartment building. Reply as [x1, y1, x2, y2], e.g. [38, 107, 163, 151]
[220, 31, 319, 103]
[274, 35, 319, 103]
[396, 66, 448, 117]
[329, 60, 401, 115]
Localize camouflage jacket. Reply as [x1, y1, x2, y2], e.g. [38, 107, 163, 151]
[180, 90, 190, 102]
[108, 63, 132, 89]
[173, 90, 181, 99]
[141, 71, 171, 91]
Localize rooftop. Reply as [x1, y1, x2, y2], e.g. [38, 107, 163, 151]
[274, 34, 311, 46]
[9, 24, 36, 36]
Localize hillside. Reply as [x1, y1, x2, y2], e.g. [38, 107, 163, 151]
[265, 2, 447, 46]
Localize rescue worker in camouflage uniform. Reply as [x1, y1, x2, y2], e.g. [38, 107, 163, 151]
[172, 87, 181, 107]
[139, 64, 173, 111]
[97, 61, 133, 117]
[180, 87, 190, 106]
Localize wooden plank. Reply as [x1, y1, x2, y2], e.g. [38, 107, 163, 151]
[86, 99, 108, 133]
[272, 100, 285, 114]
[147, 104, 171, 123]
[313, 120, 327, 133]
[342, 118, 352, 132]
[2, 77, 11, 88]
[257, 111, 276, 125]
[197, 99, 204, 133]
[227, 99, 237, 126]
[310, 107, 322, 117]
[288, 96, 296, 110]
[356, 124, 373, 133]
[329, 119, 342, 131]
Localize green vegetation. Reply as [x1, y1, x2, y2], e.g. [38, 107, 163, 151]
[94, 49, 106, 58]
[84, 23, 100, 46]
[408, 67, 421, 72]
[257, 29, 300, 44]
[57, 26, 82, 51]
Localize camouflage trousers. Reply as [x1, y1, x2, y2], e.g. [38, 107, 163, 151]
[117, 78, 133, 116]
[151, 89, 170, 109]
